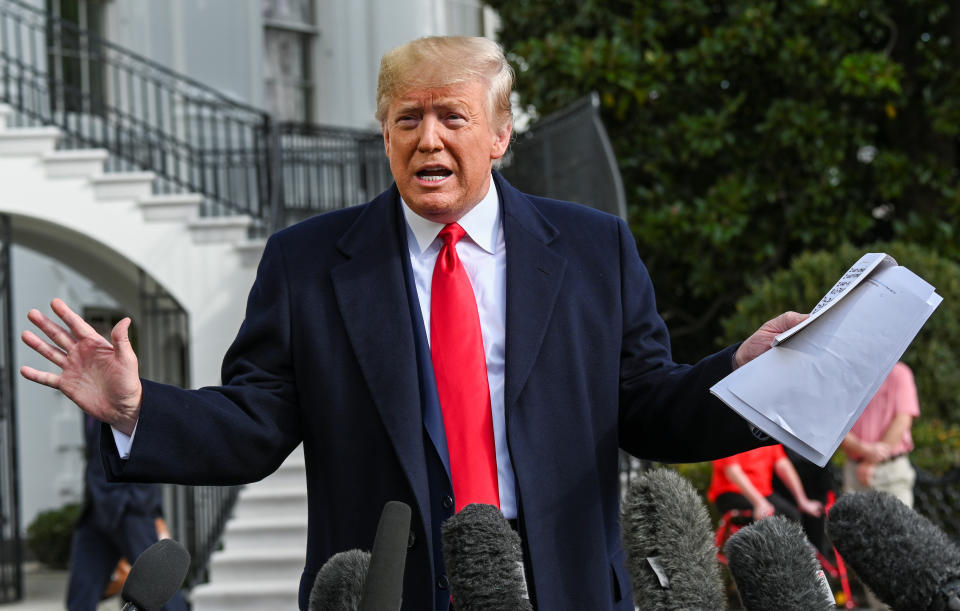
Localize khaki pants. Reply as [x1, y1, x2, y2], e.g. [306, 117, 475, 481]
[843, 454, 915, 507]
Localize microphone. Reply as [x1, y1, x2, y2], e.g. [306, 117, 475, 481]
[826, 490, 960, 610]
[309, 501, 410, 610]
[723, 515, 835, 611]
[308, 549, 370, 611]
[440, 503, 531, 610]
[119, 538, 190, 611]
[358, 500, 411, 611]
[620, 467, 726, 610]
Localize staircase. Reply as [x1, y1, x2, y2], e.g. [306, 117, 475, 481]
[0, 102, 264, 389]
[0, 103, 312, 607]
[191, 444, 308, 611]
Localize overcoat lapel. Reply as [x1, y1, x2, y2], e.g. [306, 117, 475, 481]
[329, 188, 432, 535]
[496, 173, 567, 412]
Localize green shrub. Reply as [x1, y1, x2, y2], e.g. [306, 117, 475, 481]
[720, 242, 960, 425]
[26, 503, 80, 569]
[911, 419, 960, 476]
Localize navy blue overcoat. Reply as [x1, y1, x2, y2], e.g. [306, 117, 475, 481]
[104, 172, 763, 610]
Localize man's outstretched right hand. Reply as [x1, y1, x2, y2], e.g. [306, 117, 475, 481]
[20, 298, 142, 435]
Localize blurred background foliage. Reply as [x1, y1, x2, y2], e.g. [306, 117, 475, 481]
[486, 0, 960, 368]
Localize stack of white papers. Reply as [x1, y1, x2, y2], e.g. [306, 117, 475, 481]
[711, 253, 943, 466]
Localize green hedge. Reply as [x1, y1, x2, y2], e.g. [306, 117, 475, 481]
[719, 242, 960, 425]
[26, 503, 80, 569]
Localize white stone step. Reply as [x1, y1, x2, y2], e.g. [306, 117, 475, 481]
[234, 238, 267, 268]
[0, 126, 61, 156]
[42, 148, 108, 178]
[190, 579, 299, 611]
[90, 171, 156, 201]
[138, 192, 203, 222]
[252, 454, 305, 489]
[232, 485, 308, 519]
[220, 516, 308, 551]
[207, 547, 305, 583]
[189, 215, 253, 244]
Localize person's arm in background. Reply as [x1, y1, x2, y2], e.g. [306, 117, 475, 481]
[880, 412, 915, 454]
[723, 463, 776, 519]
[773, 456, 823, 517]
[841, 431, 891, 464]
[856, 413, 914, 487]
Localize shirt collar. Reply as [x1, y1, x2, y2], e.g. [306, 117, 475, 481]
[401, 177, 500, 255]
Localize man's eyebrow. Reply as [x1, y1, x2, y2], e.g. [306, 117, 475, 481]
[393, 103, 422, 116]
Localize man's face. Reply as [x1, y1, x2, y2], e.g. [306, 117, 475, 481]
[382, 79, 511, 224]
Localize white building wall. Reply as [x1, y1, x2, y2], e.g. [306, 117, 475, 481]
[98, 0, 488, 129]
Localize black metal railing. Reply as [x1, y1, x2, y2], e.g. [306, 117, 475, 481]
[0, 0, 391, 231]
[138, 271, 241, 588]
[171, 485, 242, 588]
[275, 121, 393, 228]
[0, 214, 22, 603]
[914, 466, 960, 543]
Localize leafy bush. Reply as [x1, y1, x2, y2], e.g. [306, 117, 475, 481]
[911, 419, 960, 476]
[26, 503, 80, 569]
[489, 0, 960, 363]
[720, 241, 960, 426]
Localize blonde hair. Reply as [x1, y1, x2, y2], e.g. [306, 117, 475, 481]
[375, 36, 514, 132]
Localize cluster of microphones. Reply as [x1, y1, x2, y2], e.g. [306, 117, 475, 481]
[621, 468, 960, 611]
[307, 469, 960, 611]
[127, 469, 960, 611]
[308, 500, 530, 610]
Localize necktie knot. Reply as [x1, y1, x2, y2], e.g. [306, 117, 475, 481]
[439, 223, 466, 247]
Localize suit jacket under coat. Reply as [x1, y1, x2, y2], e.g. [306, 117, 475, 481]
[103, 172, 763, 610]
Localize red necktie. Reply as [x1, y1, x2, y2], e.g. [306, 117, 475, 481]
[430, 223, 499, 511]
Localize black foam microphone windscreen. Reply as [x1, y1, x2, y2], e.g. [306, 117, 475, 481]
[621, 467, 726, 610]
[827, 490, 960, 611]
[120, 538, 191, 611]
[308, 549, 371, 611]
[357, 500, 412, 611]
[441, 503, 532, 611]
[724, 515, 835, 611]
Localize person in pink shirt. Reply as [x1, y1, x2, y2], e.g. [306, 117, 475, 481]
[841, 361, 920, 507]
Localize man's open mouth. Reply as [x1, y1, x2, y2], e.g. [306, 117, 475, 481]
[416, 167, 453, 182]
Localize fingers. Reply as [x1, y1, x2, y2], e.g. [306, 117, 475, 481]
[767, 310, 808, 332]
[19, 364, 61, 389]
[111, 317, 132, 347]
[50, 298, 109, 345]
[21, 329, 67, 367]
[26, 308, 77, 352]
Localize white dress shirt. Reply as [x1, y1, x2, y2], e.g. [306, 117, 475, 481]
[401, 180, 516, 519]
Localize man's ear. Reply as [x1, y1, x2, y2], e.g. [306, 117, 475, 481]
[490, 123, 512, 160]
